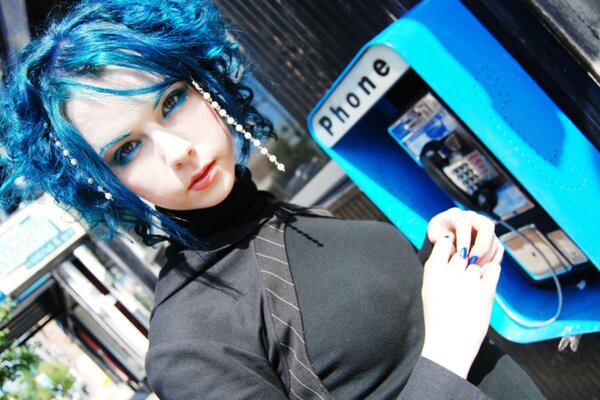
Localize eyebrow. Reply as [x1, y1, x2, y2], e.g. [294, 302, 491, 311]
[99, 131, 132, 158]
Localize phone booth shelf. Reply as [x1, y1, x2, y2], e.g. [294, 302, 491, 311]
[307, 0, 600, 343]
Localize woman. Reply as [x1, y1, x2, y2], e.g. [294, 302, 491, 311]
[0, 0, 543, 399]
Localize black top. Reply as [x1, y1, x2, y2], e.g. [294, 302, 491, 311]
[146, 171, 542, 399]
[286, 214, 425, 399]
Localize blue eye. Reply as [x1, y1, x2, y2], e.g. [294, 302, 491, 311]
[112, 140, 142, 166]
[162, 87, 188, 118]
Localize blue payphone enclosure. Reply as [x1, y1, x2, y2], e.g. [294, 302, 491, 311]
[307, 0, 600, 343]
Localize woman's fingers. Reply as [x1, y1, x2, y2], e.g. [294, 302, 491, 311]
[465, 211, 496, 264]
[448, 250, 467, 269]
[475, 234, 498, 266]
[427, 208, 499, 265]
[452, 210, 472, 261]
[465, 264, 483, 283]
[480, 262, 502, 298]
[425, 234, 456, 269]
[491, 240, 505, 264]
[426, 208, 458, 243]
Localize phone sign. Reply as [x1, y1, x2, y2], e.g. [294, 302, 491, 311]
[312, 45, 409, 147]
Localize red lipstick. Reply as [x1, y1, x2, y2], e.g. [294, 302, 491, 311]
[188, 161, 217, 191]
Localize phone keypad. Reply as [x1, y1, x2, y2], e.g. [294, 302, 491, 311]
[444, 160, 483, 195]
[443, 150, 499, 195]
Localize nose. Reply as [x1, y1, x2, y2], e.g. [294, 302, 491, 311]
[151, 128, 196, 169]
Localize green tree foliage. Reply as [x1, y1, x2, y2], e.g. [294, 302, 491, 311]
[0, 300, 75, 399]
[11, 363, 75, 400]
[0, 299, 40, 392]
[39, 362, 75, 397]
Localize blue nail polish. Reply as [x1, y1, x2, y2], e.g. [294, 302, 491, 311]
[460, 247, 468, 259]
[468, 256, 479, 265]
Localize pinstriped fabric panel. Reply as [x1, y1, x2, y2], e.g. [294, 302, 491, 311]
[255, 210, 331, 400]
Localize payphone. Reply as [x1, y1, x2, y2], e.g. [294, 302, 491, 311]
[308, 0, 600, 343]
[387, 79, 591, 285]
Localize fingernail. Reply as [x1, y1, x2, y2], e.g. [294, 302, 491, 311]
[468, 256, 479, 265]
[460, 247, 468, 259]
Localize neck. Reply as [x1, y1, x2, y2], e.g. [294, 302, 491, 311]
[156, 168, 266, 242]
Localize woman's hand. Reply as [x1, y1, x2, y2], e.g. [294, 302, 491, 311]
[420, 236, 501, 378]
[427, 207, 504, 266]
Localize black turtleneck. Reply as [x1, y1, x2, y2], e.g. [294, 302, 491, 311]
[156, 169, 274, 250]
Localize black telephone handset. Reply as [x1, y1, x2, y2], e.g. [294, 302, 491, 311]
[419, 130, 498, 214]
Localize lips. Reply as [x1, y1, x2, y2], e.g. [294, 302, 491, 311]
[188, 161, 217, 191]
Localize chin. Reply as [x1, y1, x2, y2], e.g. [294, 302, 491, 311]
[189, 170, 235, 210]
[151, 165, 236, 211]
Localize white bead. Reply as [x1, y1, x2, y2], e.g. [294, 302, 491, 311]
[244, 132, 252, 140]
[97, 186, 104, 192]
[269, 155, 276, 162]
[203, 92, 211, 100]
[87, 178, 94, 185]
[104, 192, 113, 200]
[226, 117, 235, 125]
[55, 141, 62, 147]
[235, 124, 243, 132]
[70, 159, 77, 166]
[253, 139, 261, 147]
[277, 163, 285, 171]
[260, 148, 268, 155]
[63, 149, 69, 156]
[219, 109, 227, 117]
[211, 101, 219, 109]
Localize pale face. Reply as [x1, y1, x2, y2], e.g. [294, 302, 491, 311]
[66, 68, 236, 210]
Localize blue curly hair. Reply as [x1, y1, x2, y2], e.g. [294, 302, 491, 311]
[0, 0, 274, 246]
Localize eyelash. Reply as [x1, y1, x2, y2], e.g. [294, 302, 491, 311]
[110, 85, 187, 166]
[112, 140, 142, 166]
[162, 86, 188, 119]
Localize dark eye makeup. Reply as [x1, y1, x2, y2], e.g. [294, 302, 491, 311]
[111, 140, 142, 166]
[162, 86, 188, 119]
